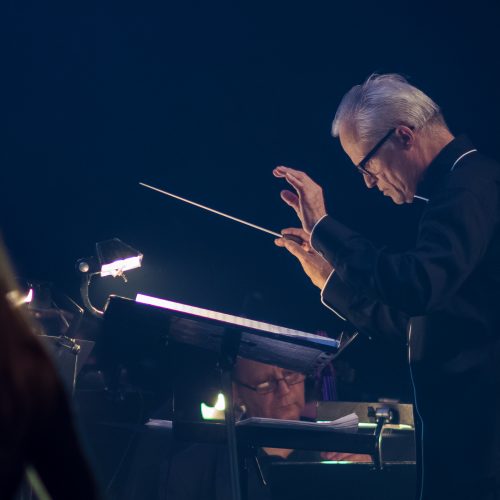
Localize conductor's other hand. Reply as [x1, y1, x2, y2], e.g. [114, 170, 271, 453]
[275, 228, 333, 290]
[273, 166, 327, 234]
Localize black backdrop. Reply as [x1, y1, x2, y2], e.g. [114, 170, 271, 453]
[3, 0, 500, 400]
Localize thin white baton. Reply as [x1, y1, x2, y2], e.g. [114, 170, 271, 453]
[139, 182, 303, 243]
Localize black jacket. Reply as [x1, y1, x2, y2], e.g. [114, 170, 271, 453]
[311, 136, 500, 499]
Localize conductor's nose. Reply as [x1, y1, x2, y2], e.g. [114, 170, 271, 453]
[364, 174, 377, 189]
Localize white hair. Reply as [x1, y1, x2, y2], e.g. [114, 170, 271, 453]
[331, 73, 446, 147]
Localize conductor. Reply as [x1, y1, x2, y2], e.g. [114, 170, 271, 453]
[274, 73, 500, 500]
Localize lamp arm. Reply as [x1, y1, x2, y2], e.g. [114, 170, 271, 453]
[80, 273, 104, 317]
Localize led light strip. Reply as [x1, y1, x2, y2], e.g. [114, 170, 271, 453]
[136, 293, 336, 343]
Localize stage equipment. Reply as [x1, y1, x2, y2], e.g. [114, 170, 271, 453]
[201, 392, 226, 420]
[76, 238, 143, 317]
[101, 294, 341, 500]
[13, 280, 94, 393]
[139, 182, 303, 243]
[12, 280, 85, 351]
[40, 335, 94, 394]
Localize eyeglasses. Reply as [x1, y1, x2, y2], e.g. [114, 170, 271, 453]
[234, 372, 306, 395]
[356, 128, 396, 178]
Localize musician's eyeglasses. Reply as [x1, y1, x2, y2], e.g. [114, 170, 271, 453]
[356, 128, 396, 178]
[234, 372, 306, 395]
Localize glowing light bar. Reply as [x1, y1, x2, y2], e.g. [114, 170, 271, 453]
[201, 393, 226, 420]
[135, 293, 326, 340]
[101, 256, 143, 277]
[201, 403, 225, 421]
[6, 288, 34, 307]
[23, 288, 34, 304]
[214, 392, 226, 411]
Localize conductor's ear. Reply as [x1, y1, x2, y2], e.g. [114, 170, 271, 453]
[396, 125, 415, 149]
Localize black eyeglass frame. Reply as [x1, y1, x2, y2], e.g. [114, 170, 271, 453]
[234, 372, 306, 395]
[356, 127, 396, 178]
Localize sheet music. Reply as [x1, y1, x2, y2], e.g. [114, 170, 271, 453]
[135, 293, 339, 348]
[144, 414, 359, 433]
[237, 413, 359, 433]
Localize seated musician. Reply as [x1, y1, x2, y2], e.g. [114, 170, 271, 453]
[162, 357, 370, 500]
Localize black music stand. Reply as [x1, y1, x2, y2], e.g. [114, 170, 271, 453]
[102, 295, 341, 500]
[39, 335, 94, 395]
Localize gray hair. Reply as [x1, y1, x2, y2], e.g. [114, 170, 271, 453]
[331, 73, 446, 147]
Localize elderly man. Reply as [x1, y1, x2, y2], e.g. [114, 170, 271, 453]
[164, 358, 368, 499]
[274, 73, 500, 500]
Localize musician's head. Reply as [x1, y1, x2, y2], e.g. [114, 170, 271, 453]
[332, 73, 453, 205]
[233, 358, 305, 420]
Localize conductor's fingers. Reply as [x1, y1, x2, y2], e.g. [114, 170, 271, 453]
[273, 166, 308, 181]
[281, 227, 310, 239]
[281, 228, 311, 250]
[280, 190, 300, 211]
[284, 172, 305, 192]
[275, 238, 309, 263]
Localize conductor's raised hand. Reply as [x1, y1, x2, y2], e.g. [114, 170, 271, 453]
[275, 227, 333, 289]
[273, 166, 327, 234]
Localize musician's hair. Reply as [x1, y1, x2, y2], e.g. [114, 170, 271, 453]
[0, 240, 100, 499]
[0, 240, 60, 429]
[331, 73, 448, 147]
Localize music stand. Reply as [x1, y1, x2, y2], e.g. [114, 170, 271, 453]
[102, 295, 341, 500]
[39, 335, 94, 395]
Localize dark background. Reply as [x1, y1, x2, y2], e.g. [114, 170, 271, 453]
[3, 0, 500, 400]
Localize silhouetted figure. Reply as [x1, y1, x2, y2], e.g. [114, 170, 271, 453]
[0, 242, 100, 499]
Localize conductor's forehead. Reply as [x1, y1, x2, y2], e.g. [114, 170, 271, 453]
[339, 125, 365, 165]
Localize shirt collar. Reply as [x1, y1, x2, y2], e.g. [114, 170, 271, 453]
[416, 134, 476, 201]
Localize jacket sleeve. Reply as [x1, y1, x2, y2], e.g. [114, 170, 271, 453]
[321, 270, 409, 343]
[311, 184, 498, 316]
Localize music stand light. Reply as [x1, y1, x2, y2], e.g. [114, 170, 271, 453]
[97, 238, 143, 277]
[201, 393, 226, 421]
[77, 238, 143, 317]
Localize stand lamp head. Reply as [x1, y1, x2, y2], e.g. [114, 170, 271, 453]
[77, 238, 143, 317]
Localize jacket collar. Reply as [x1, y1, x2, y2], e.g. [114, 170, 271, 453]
[416, 135, 476, 201]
